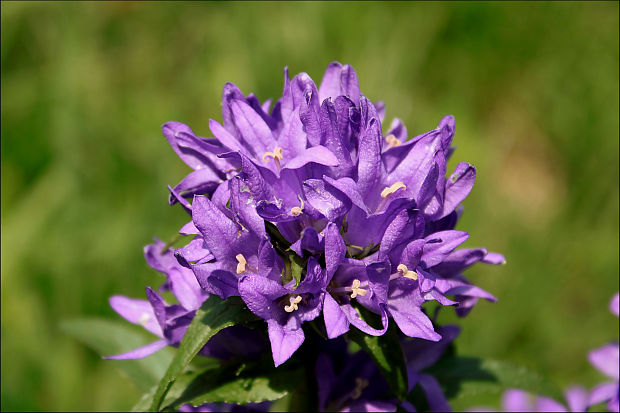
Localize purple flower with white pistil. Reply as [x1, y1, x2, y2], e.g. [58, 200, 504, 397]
[588, 293, 619, 412]
[238, 256, 329, 367]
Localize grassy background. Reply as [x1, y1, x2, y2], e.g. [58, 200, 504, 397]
[1, 1, 618, 411]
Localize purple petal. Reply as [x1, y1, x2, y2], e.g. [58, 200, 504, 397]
[386, 118, 408, 143]
[345, 198, 415, 249]
[440, 162, 476, 219]
[318, 99, 354, 175]
[318, 61, 344, 102]
[162, 122, 209, 170]
[323, 293, 349, 339]
[109, 295, 163, 337]
[257, 239, 285, 282]
[290, 226, 323, 257]
[418, 373, 452, 412]
[403, 325, 461, 373]
[302, 178, 350, 222]
[145, 287, 168, 330]
[357, 118, 385, 202]
[179, 220, 199, 235]
[238, 274, 288, 320]
[192, 195, 257, 262]
[534, 397, 567, 412]
[323, 176, 370, 215]
[167, 184, 192, 213]
[502, 389, 533, 412]
[611, 293, 619, 317]
[230, 99, 275, 157]
[298, 257, 330, 292]
[143, 239, 179, 275]
[229, 176, 266, 238]
[190, 261, 239, 299]
[209, 118, 244, 152]
[438, 115, 455, 151]
[221, 82, 246, 134]
[379, 209, 424, 259]
[168, 267, 205, 311]
[277, 107, 306, 160]
[589, 382, 618, 406]
[105, 339, 168, 360]
[389, 301, 441, 341]
[341, 401, 397, 412]
[589, 343, 620, 380]
[175, 236, 213, 264]
[340, 64, 361, 104]
[267, 317, 304, 367]
[564, 386, 589, 412]
[341, 303, 389, 336]
[324, 222, 346, 278]
[399, 240, 426, 271]
[421, 231, 469, 268]
[284, 145, 339, 170]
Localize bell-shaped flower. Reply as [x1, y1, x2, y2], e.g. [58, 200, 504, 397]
[238, 257, 331, 367]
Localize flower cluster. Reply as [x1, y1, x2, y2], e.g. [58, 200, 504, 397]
[108, 62, 503, 370]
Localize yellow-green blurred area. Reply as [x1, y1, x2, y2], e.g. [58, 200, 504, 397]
[1, 1, 618, 411]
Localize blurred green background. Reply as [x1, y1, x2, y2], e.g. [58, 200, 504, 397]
[1, 1, 618, 411]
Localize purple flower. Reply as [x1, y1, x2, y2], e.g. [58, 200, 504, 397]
[239, 256, 329, 367]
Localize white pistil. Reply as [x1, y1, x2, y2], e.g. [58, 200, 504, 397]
[235, 254, 247, 274]
[380, 182, 407, 198]
[350, 378, 370, 400]
[350, 279, 368, 299]
[384, 134, 401, 148]
[397, 264, 418, 281]
[376, 181, 407, 213]
[262, 147, 283, 171]
[284, 295, 302, 313]
[290, 206, 303, 217]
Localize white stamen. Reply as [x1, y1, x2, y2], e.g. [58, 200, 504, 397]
[236, 254, 247, 274]
[380, 182, 407, 198]
[385, 134, 401, 148]
[397, 264, 418, 281]
[351, 378, 370, 400]
[284, 295, 302, 313]
[350, 279, 368, 299]
[290, 206, 303, 216]
[262, 147, 283, 163]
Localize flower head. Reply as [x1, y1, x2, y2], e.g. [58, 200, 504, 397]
[112, 62, 504, 368]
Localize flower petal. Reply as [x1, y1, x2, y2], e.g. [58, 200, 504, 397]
[104, 339, 168, 360]
[267, 317, 304, 367]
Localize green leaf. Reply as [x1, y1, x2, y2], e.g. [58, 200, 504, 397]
[422, 357, 563, 411]
[149, 296, 254, 412]
[60, 317, 174, 392]
[286, 251, 304, 288]
[162, 361, 301, 409]
[349, 318, 409, 401]
[132, 359, 300, 411]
